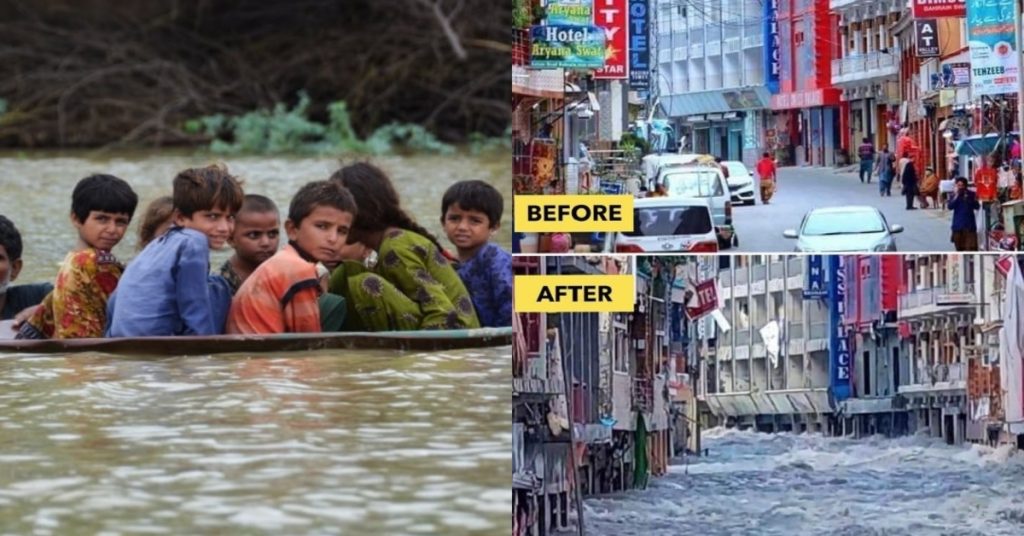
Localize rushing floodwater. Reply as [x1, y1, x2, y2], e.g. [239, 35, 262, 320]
[0, 150, 510, 282]
[585, 427, 1024, 536]
[0, 349, 511, 534]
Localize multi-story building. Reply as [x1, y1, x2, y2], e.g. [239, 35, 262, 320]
[829, 0, 902, 157]
[709, 255, 835, 433]
[654, 0, 772, 164]
[770, 0, 842, 167]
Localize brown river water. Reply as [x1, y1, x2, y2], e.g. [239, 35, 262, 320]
[0, 150, 511, 534]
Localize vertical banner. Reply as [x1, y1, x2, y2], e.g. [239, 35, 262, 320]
[594, 0, 628, 79]
[804, 255, 827, 298]
[915, 19, 940, 58]
[829, 256, 852, 402]
[965, 0, 1019, 96]
[627, 0, 649, 89]
[763, 0, 780, 94]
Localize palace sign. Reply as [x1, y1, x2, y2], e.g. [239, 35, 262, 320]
[763, 0, 780, 94]
[912, 0, 965, 18]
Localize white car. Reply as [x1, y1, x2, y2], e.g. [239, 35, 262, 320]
[655, 165, 736, 249]
[783, 206, 903, 252]
[723, 161, 757, 205]
[605, 197, 719, 253]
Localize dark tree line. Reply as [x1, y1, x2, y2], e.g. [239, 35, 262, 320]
[0, 0, 510, 148]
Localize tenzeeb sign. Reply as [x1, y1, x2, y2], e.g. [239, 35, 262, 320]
[912, 0, 965, 18]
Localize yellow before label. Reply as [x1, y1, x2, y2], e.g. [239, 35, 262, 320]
[514, 194, 634, 232]
[514, 275, 635, 313]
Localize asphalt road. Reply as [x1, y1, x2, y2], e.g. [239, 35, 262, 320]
[730, 166, 955, 253]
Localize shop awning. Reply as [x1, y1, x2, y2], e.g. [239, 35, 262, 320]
[955, 132, 1019, 156]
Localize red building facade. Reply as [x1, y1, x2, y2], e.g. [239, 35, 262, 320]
[769, 0, 842, 166]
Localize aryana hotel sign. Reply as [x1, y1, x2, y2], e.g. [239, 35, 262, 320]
[912, 0, 965, 18]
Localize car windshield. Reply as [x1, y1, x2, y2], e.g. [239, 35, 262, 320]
[802, 210, 886, 236]
[724, 162, 749, 176]
[661, 170, 723, 197]
[624, 206, 713, 237]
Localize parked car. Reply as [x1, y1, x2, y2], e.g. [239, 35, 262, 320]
[604, 197, 718, 253]
[783, 206, 903, 252]
[655, 165, 736, 248]
[722, 161, 757, 205]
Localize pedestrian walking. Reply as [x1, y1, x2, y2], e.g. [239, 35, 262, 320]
[919, 167, 939, 209]
[898, 151, 918, 210]
[857, 137, 875, 183]
[874, 144, 894, 196]
[947, 177, 980, 251]
[755, 151, 777, 204]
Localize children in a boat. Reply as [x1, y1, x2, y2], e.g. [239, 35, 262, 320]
[219, 194, 281, 294]
[328, 162, 480, 331]
[136, 196, 174, 250]
[226, 181, 354, 334]
[17, 175, 139, 339]
[0, 215, 53, 324]
[106, 164, 243, 336]
[441, 180, 512, 328]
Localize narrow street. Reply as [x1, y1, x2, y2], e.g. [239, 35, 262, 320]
[731, 167, 957, 252]
[583, 428, 1024, 536]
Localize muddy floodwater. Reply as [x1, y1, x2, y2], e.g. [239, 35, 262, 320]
[0, 150, 511, 534]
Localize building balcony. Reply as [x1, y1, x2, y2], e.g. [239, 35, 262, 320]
[512, 65, 565, 99]
[829, 0, 869, 10]
[831, 49, 899, 87]
[899, 285, 977, 319]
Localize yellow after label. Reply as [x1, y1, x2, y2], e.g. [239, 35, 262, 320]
[514, 275, 635, 313]
[514, 194, 634, 232]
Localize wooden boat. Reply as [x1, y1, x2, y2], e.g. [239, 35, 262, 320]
[0, 327, 513, 356]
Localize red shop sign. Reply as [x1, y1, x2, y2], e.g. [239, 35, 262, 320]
[912, 0, 965, 18]
[593, 0, 628, 79]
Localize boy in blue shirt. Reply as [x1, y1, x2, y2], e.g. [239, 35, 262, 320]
[0, 215, 53, 323]
[440, 180, 511, 327]
[106, 164, 244, 336]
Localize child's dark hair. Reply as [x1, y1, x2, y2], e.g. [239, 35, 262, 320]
[0, 215, 23, 261]
[288, 181, 357, 225]
[173, 164, 244, 217]
[137, 196, 174, 250]
[330, 162, 445, 253]
[955, 176, 968, 186]
[71, 174, 139, 223]
[440, 180, 504, 229]
[241, 194, 279, 215]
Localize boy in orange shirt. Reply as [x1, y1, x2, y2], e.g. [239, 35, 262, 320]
[226, 181, 356, 334]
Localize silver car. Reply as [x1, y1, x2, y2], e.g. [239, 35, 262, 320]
[783, 206, 904, 252]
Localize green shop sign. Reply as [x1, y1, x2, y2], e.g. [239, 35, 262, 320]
[530, 24, 606, 69]
[545, 0, 593, 26]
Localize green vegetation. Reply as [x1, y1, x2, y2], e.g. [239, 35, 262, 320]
[184, 92, 475, 156]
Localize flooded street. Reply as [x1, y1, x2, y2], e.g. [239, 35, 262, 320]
[0, 348, 510, 534]
[0, 150, 510, 281]
[585, 428, 1024, 536]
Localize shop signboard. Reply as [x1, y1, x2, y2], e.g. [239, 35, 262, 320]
[965, 0, 1019, 96]
[627, 0, 649, 89]
[593, 0, 628, 79]
[829, 256, 852, 402]
[913, 0, 966, 18]
[531, 25, 606, 69]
